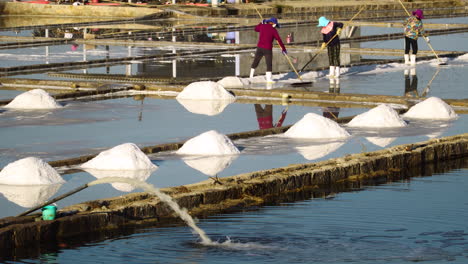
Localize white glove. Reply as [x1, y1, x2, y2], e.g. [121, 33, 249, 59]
[425, 36, 430, 43]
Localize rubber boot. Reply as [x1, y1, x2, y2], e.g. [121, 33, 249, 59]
[249, 68, 255, 78]
[410, 68, 416, 76]
[410, 54, 416, 65]
[335, 66, 341, 78]
[327, 66, 335, 78]
[404, 69, 409, 76]
[266, 71, 274, 83]
[404, 54, 410, 65]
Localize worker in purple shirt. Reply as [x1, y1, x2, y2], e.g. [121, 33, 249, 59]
[249, 17, 287, 83]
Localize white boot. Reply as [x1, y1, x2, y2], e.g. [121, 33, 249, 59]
[410, 68, 416, 76]
[335, 66, 340, 78]
[266, 71, 274, 83]
[410, 54, 416, 65]
[249, 68, 255, 78]
[404, 54, 410, 65]
[404, 69, 409, 76]
[327, 66, 335, 78]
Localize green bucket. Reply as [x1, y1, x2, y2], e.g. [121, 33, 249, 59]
[42, 205, 57, 220]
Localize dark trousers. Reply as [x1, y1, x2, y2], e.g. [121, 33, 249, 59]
[327, 45, 340, 66]
[251, 47, 273, 72]
[404, 36, 418, 55]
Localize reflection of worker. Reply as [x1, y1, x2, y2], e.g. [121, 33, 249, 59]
[323, 82, 340, 120]
[254, 104, 287, 129]
[404, 68, 418, 97]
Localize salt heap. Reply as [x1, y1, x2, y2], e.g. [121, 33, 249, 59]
[0, 184, 62, 208]
[0, 157, 65, 185]
[176, 81, 236, 101]
[347, 104, 407, 127]
[81, 143, 157, 170]
[217, 76, 249, 89]
[177, 130, 240, 155]
[284, 113, 350, 139]
[177, 98, 232, 116]
[4, 89, 63, 109]
[402, 97, 458, 120]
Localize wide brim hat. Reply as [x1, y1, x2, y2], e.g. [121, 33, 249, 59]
[267, 17, 280, 28]
[412, 9, 424, 19]
[317, 16, 330, 27]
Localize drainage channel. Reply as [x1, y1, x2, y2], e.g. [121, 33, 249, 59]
[0, 133, 466, 253]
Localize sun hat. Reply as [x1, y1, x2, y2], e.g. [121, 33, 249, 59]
[317, 16, 330, 27]
[412, 9, 424, 19]
[266, 17, 280, 28]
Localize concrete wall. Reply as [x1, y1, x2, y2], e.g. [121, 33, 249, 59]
[0, 2, 162, 17]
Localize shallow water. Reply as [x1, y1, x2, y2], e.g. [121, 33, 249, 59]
[9, 168, 468, 263]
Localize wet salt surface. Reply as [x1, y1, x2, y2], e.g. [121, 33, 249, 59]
[17, 169, 468, 264]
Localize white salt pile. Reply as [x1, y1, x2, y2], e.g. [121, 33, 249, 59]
[177, 98, 232, 116]
[347, 104, 407, 128]
[0, 157, 65, 185]
[402, 97, 458, 120]
[177, 130, 240, 155]
[176, 81, 236, 101]
[84, 169, 154, 192]
[4, 89, 63, 109]
[0, 184, 62, 208]
[81, 143, 157, 170]
[296, 141, 345, 160]
[284, 113, 350, 139]
[217, 76, 249, 89]
[183, 155, 238, 176]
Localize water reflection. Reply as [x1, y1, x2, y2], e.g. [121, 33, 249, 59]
[0, 183, 62, 208]
[182, 155, 238, 179]
[177, 98, 233, 116]
[83, 168, 155, 192]
[404, 68, 418, 97]
[254, 104, 288, 129]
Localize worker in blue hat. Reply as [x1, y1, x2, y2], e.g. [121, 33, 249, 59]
[317, 16, 344, 78]
[250, 17, 287, 83]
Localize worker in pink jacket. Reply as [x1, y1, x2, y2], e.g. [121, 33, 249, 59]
[250, 17, 287, 83]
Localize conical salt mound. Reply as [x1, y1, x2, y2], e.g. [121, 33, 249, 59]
[284, 113, 350, 139]
[176, 81, 236, 100]
[4, 89, 62, 109]
[177, 130, 240, 155]
[402, 97, 458, 120]
[0, 157, 65, 185]
[347, 104, 407, 128]
[81, 143, 157, 170]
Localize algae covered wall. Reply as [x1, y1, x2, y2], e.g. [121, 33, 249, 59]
[0, 133, 466, 256]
